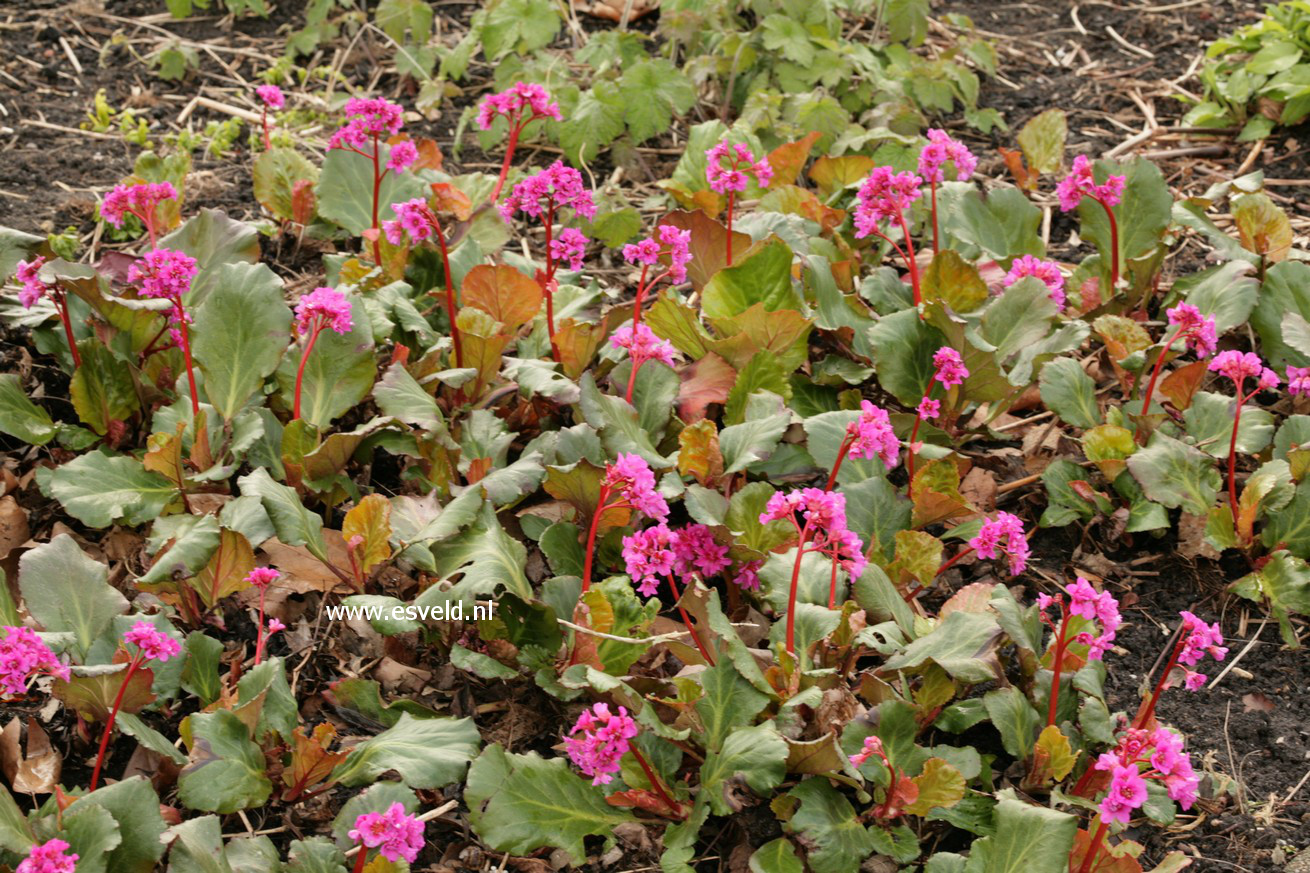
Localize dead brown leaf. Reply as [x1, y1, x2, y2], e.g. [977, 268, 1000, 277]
[1242, 692, 1274, 713]
[1177, 512, 1220, 562]
[259, 536, 354, 594]
[959, 467, 997, 512]
[0, 496, 29, 560]
[0, 718, 62, 794]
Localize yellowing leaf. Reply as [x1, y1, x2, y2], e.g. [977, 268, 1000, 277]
[342, 494, 393, 574]
[905, 758, 965, 816]
[677, 419, 723, 486]
[462, 264, 543, 333]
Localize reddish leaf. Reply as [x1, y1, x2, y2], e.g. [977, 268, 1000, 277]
[462, 265, 543, 332]
[605, 787, 690, 820]
[658, 210, 751, 291]
[282, 723, 348, 801]
[677, 352, 736, 421]
[766, 131, 823, 187]
[430, 182, 473, 221]
[997, 147, 1034, 190]
[1159, 359, 1207, 411]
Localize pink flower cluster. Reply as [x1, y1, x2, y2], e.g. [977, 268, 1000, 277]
[1165, 302, 1218, 358]
[1094, 727, 1198, 824]
[853, 166, 923, 237]
[734, 560, 761, 592]
[846, 401, 900, 469]
[499, 160, 596, 222]
[295, 286, 353, 336]
[1289, 366, 1310, 397]
[603, 453, 669, 522]
[760, 488, 867, 579]
[328, 97, 405, 151]
[15, 257, 50, 309]
[101, 181, 178, 229]
[968, 511, 1029, 576]
[386, 140, 418, 173]
[1056, 155, 1126, 212]
[611, 324, 676, 370]
[1038, 577, 1122, 660]
[349, 802, 425, 864]
[550, 227, 589, 272]
[1004, 255, 1066, 312]
[932, 347, 969, 389]
[255, 84, 285, 110]
[705, 141, 773, 194]
[917, 129, 977, 183]
[623, 224, 693, 286]
[1208, 350, 1279, 391]
[245, 567, 280, 588]
[564, 702, 638, 785]
[128, 248, 198, 345]
[849, 734, 885, 768]
[622, 523, 731, 596]
[0, 626, 70, 696]
[124, 621, 182, 663]
[476, 81, 562, 131]
[383, 198, 437, 246]
[16, 839, 78, 873]
[1177, 611, 1226, 690]
[917, 397, 941, 420]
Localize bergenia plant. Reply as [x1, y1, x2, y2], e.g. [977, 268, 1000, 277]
[1056, 154, 1126, 295]
[759, 489, 866, 654]
[907, 346, 969, 490]
[1132, 611, 1226, 729]
[621, 523, 727, 664]
[705, 141, 773, 265]
[1004, 255, 1067, 312]
[292, 286, 354, 421]
[246, 567, 281, 665]
[348, 802, 425, 872]
[385, 196, 464, 368]
[101, 180, 178, 248]
[1208, 350, 1279, 524]
[937, 511, 1030, 579]
[850, 735, 918, 821]
[89, 621, 181, 791]
[15, 257, 80, 366]
[826, 400, 900, 490]
[0, 626, 70, 698]
[327, 97, 415, 265]
[852, 166, 924, 308]
[499, 160, 596, 362]
[15, 839, 79, 873]
[255, 84, 284, 150]
[917, 128, 976, 252]
[611, 324, 677, 404]
[565, 702, 683, 817]
[129, 247, 201, 420]
[581, 453, 669, 595]
[1136, 302, 1217, 438]
[622, 223, 692, 328]
[1036, 578, 1121, 726]
[476, 81, 562, 205]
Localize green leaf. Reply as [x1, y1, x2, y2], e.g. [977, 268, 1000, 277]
[332, 712, 480, 789]
[559, 80, 626, 165]
[163, 816, 233, 873]
[465, 744, 635, 865]
[1182, 391, 1275, 458]
[80, 777, 167, 873]
[1038, 357, 1101, 429]
[18, 534, 127, 657]
[578, 373, 670, 466]
[375, 0, 432, 43]
[238, 467, 329, 562]
[158, 208, 261, 306]
[0, 783, 35, 853]
[868, 308, 944, 405]
[1126, 433, 1223, 515]
[315, 146, 428, 236]
[971, 789, 1077, 873]
[980, 277, 1059, 364]
[182, 632, 224, 705]
[1079, 158, 1172, 265]
[1175, 260, 1258, 334]
[720, 407, 790, 474]
[750, 838, 804, 873]
[275, 298, 375, 428]
[843, 477, 912, 563]
[940, 186, 1043, 262]
[179, 709, 273, 813]
[620, 59, 696, 145]
[1253, 261, 1310, 368]
[694, 658, 771, 753]
[700, 723, 788, 816]
[42, 449, 176, 528]
[881, 610, 1002, 684]
[786, 779, 876, 873]
[480, 0, 561, 58]
[1016, 109, 1066, 176]
[285, 837, 348, 873]
[702, 237, 801, 321]
[253, 148, 319, 222]
[725, 353, 791, 425]
[236, 656, 298, 742]
[70, 341, 140, 436]
[922, 249, 989, 314]
[47, 800, 122, 873]
[192, 262, 292, 420]
[1263, 482, 1310, 558]
[415, 500, 531, 606]
[982, 687, 1041, 759]
[140, 514, 222, 584]
[0, 373, 56, 445]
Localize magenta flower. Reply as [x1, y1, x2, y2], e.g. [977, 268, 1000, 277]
[847, 401, 901, 469]
[917, 397, 941, 421]
[16, 839, 78, 873]
[932, 347, 969, 389]
[1056, 155, 1125, 212]
[760, 488, 867, 581]
[130, 248, 197, 303]
[245, 567, 280, 589]
[706, 141, 773, 194]
[477, 81, 561, 130]
[670, 524, 731, 579]
[295, 286, 353, 336]
[968, 511, 1029, 576]
[124, 621, 182, 663]
[917, 129, 976, 183]
[849, 734, 885, 768]
[549, 227, 589, 272]
[349, 802, 425, 864]
[603, 453, 669, 523]
[623, 224, 693, 286]
[564, 702, 639, 785]
[853, 166, 924, 236]
[1209, 350, 1279, 391]
[611, 324, 676, 370]
[734, 561, 762, 591]
[15, 257, 51, 309]
[328, 97, 405, 151]
[383, 198, 439, 246]
[622, 523, 676, 597]
[0, 626, 71, 696]
[386, 140, 418, 173]
[1164, 302, 1218, 359]
[255, 84, 285, 110]
[101, 181, 178, 243]
[1042, 577, 1121, 661]
[1178, 611, 1227, 670]
[1093, 727, 1198, 825]
[499, 160, 596, 223]
[1004, 255, 1066, 312]
[1098, 761, 1148, 824]
[1289, 366, 1310, 396]
[267, 618, 286, 634]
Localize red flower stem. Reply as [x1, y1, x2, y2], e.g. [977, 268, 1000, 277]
[89, 653, 143, 791]
[930, 181, 939, 252]
[54, 291, 82, 367]
[1096, 197, 1119, 293]
[1133, 633, 1187, 730]
[430, 210, 463, 369]
[254, 588, 267, 665]
[370, 134, 383, 265]
[632, 264, 650, 329]
[350, 847, 369, 873]
[262, 107, 271, 151]
[827, 557, 840, 609]
[490, 120, 524, 206]
[907, 413, 924, 497]
[1137, 326, 1185, 424]
[293, 322, 323, 421]
[543, 202, 559, 363]
[825, 433, 855, 491]
[178, 310, 201, 421]
[935, 546, 974, 577]
[629, 744, 680, 813]
[894, 213, 921, 309]
[784, 522, 813, 656]
[624, 357, 643, 405]
[1078, 819, 1111, 873]
[726, 192, 735, 266]
[1046, 607, 1072, 727]
[664, 574, 715, 665]
[1227, 384, 1253, 526]
[580, 484, 614, 595]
